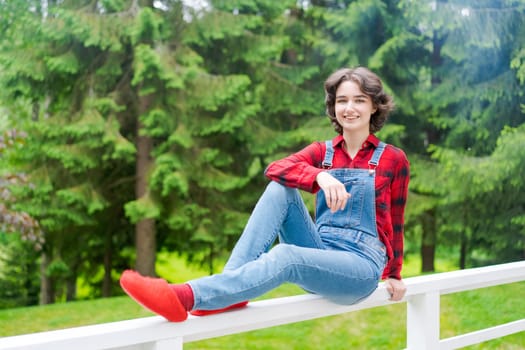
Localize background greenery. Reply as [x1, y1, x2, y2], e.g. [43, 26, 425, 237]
[0, 0, 523, 333]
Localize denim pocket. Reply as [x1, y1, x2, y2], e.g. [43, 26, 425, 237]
[316, 179, 366, 229]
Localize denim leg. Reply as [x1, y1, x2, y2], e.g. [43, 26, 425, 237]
[223, 181, 322, 271]
[188, 243, 381, 310]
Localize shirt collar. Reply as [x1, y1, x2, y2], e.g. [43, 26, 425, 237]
[332, 134, 380, 149]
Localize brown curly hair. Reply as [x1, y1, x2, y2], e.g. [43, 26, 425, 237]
[324, 67, 395, 134]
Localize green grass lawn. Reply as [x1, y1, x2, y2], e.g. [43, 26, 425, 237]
[0, 254, 523, 349]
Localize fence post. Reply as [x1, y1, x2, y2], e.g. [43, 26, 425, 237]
[406, 291, 440, 350]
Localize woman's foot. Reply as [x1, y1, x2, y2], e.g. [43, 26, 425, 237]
[190, 301, 249, 316]
[119, 270, 188, 322]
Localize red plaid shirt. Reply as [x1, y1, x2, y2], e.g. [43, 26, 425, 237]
[264, 134, 410, 280]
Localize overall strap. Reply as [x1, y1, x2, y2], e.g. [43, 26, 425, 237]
[368, 141, 387, 175]
[322, 140, 335, 168]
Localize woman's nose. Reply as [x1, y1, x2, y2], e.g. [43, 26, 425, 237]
[344, 101, 354, 111]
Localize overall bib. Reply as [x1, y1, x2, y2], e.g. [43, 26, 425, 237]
[315, 140, 387, 270]
[188, 141, 388, 310]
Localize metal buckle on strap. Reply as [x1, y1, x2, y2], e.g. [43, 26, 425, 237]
[368, 161, 377, 176]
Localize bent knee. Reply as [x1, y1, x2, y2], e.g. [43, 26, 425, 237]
[265, 244, 307, 266]
[267, 243, 295, 258]
[265, 181, 298, 200]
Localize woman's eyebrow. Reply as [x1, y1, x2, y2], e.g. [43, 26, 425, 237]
[336, 94, 369, 99]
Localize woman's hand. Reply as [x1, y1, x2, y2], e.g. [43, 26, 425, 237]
[316, 171, 351, 213]
[384, 278, 406, 301]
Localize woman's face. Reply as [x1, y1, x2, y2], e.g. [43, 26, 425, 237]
[334, 80, 376, 135]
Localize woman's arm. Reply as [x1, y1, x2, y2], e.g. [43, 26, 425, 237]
[384, 149, 410, 301]
[385, 148, 410, 280]
[264, 142, 325, 193]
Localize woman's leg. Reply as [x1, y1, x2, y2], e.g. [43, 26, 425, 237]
[189, 243, 382, 311]
[223, 181, 322, 271]
[121, 182, 377, 320]
[120, 241, 380, 322]
[190, 181, 323, 314]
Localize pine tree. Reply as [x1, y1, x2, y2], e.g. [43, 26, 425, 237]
[148, 0, 324, 272]
[1, 0, 324, 298]
[371, 0, 525, 270]
[1, 0, 144, 301]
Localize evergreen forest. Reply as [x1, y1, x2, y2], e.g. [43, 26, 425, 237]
[0, 0, 524, 308]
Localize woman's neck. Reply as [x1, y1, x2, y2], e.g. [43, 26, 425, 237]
[343, 131, 370, 159]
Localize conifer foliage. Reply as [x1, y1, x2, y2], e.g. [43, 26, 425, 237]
[0, 0, 324, 302]
[0, 0, 524, 306]
[374, 0, 525, 269]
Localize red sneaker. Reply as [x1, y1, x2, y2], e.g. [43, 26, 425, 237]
[120, 270, 188, 322]
[190, 301, 249, 316]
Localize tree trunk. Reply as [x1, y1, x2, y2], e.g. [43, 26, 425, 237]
[65, 275, 76, 301]
[459, 231, 468, 269]
[420, 209, 436, 272]
[134, 94, 156, 277]
[136, 218, 156, 276]
[39, 252, 54, 304]
[102, 231, 113, 297]
[418, 28, 446, 273]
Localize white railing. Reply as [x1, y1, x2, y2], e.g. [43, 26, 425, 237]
[0, 260, 524, 350]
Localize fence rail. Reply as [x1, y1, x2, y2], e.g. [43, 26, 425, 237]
[0, 260, 524, 350]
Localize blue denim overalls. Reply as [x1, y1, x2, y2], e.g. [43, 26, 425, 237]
[316, 140, 387, 272]
[188, 141, 388, 310]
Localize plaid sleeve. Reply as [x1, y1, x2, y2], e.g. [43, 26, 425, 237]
[264, 142, 325, 193]
[383, 149, 410, 280]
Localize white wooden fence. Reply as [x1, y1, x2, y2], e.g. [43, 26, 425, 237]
[0, 260, 524, 350]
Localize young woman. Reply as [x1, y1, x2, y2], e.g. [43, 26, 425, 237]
[120, 67, 410, 322]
